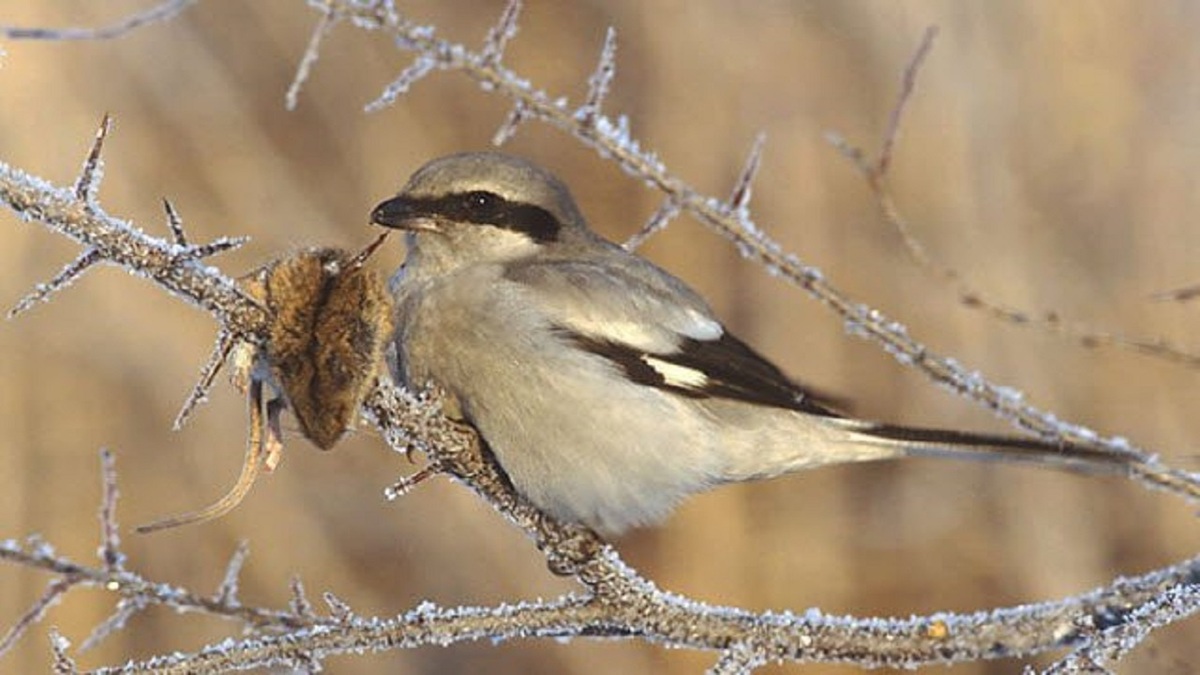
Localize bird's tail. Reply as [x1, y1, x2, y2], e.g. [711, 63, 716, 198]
[831, 418, 1140, 477]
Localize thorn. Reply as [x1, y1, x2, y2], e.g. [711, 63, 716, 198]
[322, 591, 353, 623]
[0, 579, 73, 659]
[78, 596, 147, 653]
[214, 540, 250, 606]
[8, 248, 102, 319]
[493, 100, 529, 146]
[73, 113, 112, 204]
[173, 329, 238, 430]
[347, 231, 390, 269]
[162, 198, 187, 246]
[728, 132, 766, 216]
[289, 575, 317, 620]
[578, 26, 617, 126]
[173, 236, 251, 262]
[382, 464, 439, 500]
[623, 197, 681, 251]
[480, 0, 522, 68]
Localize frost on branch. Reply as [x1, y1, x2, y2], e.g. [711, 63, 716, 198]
[623, 196, 681, 251]
[0, 0, 197, 41]
[577, 26, 618, 128]
[173, 328, 238, 429]
[286, 1, 342, 111]
[7, 248, 102, 318]
[479, 0, 521, 69]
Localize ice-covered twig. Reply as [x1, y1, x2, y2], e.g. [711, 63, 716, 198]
[79, 596, 147, 653]
[623, 195, 681, 251]
[727, 132, 766, 218]
[160, 198, 249, 262]
[493, 100, 530, 146]
[577, 26, 617, 127]
[73, 113, 111, 204]
[215, 541, 250, 607]
[162, 198, 187, 245]
[0, 0, 200, 41]
[97, 449, 123, 571]
[7, 248, 101, 318]
[286, 1, 341, 111]
[288, 576, 317, 621]
[479, 0, 521, 69]
[0, 578, 73, 659]
[173, 329, 238, 430]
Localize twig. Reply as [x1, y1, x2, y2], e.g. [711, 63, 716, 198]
[97, 449, 123, 571]
[0, 0, 200, 41]
[286, 1, 341, 111]
[876, 26, 937, 177]
[0, 578, 73, 658]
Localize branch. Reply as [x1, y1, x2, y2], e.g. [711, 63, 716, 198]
[6, 442, 1195, 673]
[0, 0, 198, 41]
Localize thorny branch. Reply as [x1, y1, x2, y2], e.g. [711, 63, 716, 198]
[5, 419, 1200, 673]
[1, 0, 1199, 672]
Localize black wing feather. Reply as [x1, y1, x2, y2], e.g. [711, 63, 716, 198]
[564, 328, 844, 417]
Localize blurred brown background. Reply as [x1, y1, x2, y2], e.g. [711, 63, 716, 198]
[2, 1, 1199, 673]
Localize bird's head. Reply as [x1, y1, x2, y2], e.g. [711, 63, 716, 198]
[371, 152, 590, 271]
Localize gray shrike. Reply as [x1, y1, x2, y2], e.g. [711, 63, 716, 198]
[371, 151, 1128, 535]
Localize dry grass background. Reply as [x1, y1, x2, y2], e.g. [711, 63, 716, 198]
[2, 1, 1199, 673]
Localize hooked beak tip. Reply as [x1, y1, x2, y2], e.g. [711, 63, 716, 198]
[370, 196, 438, 232]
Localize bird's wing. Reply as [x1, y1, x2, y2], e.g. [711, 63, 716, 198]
[503, 258, 844, 416]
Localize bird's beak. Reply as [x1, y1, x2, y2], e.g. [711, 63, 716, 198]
[370, 195, 440, 232]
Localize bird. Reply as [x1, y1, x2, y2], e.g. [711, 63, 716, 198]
[370, 151, 1134, 536]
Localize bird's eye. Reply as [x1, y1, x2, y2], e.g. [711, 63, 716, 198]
[464, 190, 499, 213]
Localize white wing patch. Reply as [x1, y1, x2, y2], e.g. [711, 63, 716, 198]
[680, 310, 722, 340]
[642, 356, 708, 389]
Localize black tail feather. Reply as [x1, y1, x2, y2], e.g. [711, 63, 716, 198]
[858, 422, 1141, 476]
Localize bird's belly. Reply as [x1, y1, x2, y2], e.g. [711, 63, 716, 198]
[467, 361, 723, 535]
